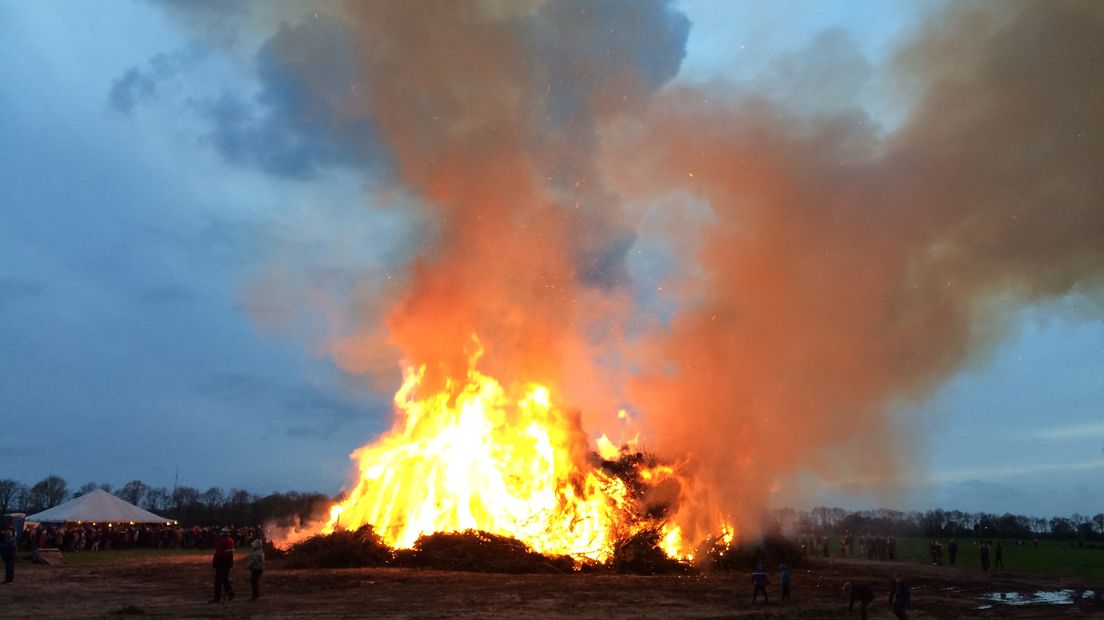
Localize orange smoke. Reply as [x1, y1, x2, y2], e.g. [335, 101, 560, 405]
[221, 0, 1104, 546]
[601, 0, 1104, 535]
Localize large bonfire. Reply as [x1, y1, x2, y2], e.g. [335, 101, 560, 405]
[320, 340, 699, 562]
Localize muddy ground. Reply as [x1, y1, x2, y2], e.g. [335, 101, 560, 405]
[1, 553, 1100, 618]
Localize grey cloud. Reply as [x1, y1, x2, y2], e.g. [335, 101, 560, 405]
[108, 48, 205, 115]
[194, 370, 382, 440]
[109, 68, 157, 115]
[200, 16, 385, 180]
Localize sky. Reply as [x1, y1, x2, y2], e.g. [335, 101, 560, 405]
[1, 0, 1101, 522]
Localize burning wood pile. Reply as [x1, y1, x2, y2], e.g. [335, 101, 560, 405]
[283, 448, 800, 574]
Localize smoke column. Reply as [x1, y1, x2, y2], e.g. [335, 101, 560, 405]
[178, 1, 1103, 537]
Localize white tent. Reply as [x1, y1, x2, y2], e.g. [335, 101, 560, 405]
[26, 489, 175, 525]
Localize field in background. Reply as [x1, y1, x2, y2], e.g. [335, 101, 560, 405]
[816, 536, 1104, 582]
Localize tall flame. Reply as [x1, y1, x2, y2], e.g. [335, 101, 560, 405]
[324, 340, 657, 561]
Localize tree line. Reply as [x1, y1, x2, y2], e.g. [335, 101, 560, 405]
[3, 475, 1101, 541]
[0, 476, 331, 527]
[768, 506, 1104, 542]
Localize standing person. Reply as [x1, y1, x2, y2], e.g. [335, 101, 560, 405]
[751, 564, 770, 603]
[209, 529, 235, 603]
[979, 541, 990, 571]
[1, 527, 16, 584]
[889, 574, 911, 620]
[948, 539, 958, 565]
[778, 563, 791, 603]
[994, 541, 1004, 569]
[844, 582, 875, 620]
[248, 538, 265, 600]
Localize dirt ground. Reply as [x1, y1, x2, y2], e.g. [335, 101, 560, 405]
[1, 553, 1100, 619]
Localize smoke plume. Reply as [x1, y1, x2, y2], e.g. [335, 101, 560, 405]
[175, 1, 1103, 537]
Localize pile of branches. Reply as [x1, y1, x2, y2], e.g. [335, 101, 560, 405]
[283, 524, 392, 568]
[394, 530, 575, 574]
[610, 528, 691, 575]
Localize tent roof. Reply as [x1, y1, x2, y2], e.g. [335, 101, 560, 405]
[26, 489, 174, 525]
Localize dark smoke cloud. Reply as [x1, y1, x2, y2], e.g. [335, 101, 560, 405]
[161, 0, 1102, 538]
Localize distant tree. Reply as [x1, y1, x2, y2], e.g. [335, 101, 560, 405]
[1033, 517, 1048, 535]
[1076, 521, 1095, 541]
[202, 487, 226, 512]
[0, 479, 25, 514]
[145, 487, 170, 513]
[119, 480, 150, 506]
[811, 506, 831, 531]
[996, 513, 1031, 539]
[227, 488, 254, 525]
[75, 482, 100, 498]
[16, 486, 34, 513]
[171, 486, 201, 524]
[29, 475, 69, 511]
[98, 483, 114, 494]
[1094, 513, 1104, 535]
[1050, 517, 1076, 538]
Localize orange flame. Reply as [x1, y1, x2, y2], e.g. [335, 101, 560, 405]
[323, 341, 659, 561]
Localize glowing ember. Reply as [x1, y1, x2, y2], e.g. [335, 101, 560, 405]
[323, 340, 678, 562]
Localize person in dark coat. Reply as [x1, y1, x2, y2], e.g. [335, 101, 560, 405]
[889, 575, 911, 619]
[779, 563, 791, 603]
[751, 564, 770, 603]
[209, 529, 235, 603]
[844, 582, 875, 620]
[948, 539, 958, 565]
[1, 528, 16, 584]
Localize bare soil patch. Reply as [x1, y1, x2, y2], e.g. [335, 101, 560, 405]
[1, 553, 1100, 618]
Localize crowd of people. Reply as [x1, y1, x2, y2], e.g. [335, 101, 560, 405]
[14, 523, 264, 554]
[798, 532, 898, 560]
[4, 523, 267, 601]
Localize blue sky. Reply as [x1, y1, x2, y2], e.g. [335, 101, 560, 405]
[1, 0, 1101, 519]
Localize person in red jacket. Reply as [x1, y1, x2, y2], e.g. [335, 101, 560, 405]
[209, 529, 235, 603]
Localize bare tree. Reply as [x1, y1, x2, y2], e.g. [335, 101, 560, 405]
[0, 479, 25, 514]
[202, 487, 226, 512]
[27, 475, 69, 511]
[119, 480, 149, 506]
[74, 482, 100, 498]
[145, 487, 170, 513]
[171, 486, 200, 524]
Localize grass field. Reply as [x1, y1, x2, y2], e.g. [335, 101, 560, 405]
[817, 536, 1104, 582]
[27, 537, 1104, 582]
[39, 547, 208, 566]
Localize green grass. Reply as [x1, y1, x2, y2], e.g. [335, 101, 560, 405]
[817, 536, 1104, 582]
[37, 547, 209, 566]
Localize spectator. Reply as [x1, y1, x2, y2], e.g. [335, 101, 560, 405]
[889, 574, 911, 619]
[844, 582, 875, 620]
[248, 538, 265, 600]
[209, 528, 235, 603]
[751, 564, 770, 603]
[1, 527, 16, 584]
